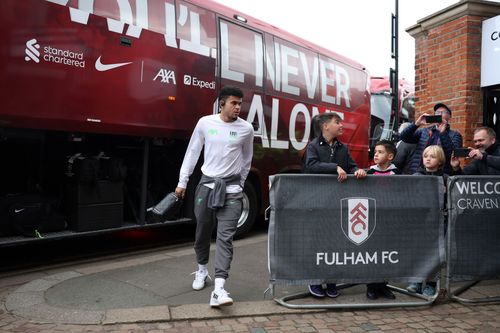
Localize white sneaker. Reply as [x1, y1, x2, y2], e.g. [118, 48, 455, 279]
[210, 288, 233, 307]
[191, 270, 211, 290]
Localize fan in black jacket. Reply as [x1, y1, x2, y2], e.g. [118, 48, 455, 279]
[451, 126, 500, 175]
[304, 113, 366, 182]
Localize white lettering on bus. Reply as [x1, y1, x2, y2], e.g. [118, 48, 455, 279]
[280, 45, 300, 96]
[57, 0, 214, 57]
[320, 59, 335, 104]
[300, 52, 319, 99]
[220, 22, 245, 82]
[336, 65, 351, 108]
[246, 94, 344, 151]
[289, 103, 310, 150]
[255, 35, 264, 87]
[178, 4, 210, 57]
[164, 2, 177, 48]
[266, 42, 281, 91]
[55, 0, 354, 108]
[270, 98, 289, 149]
[246, 95, 269, 148]
[52, 0, 148, 38]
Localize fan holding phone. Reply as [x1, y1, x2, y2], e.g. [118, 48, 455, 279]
[399, 102, 463, 174]
[451, 126, 500, 175]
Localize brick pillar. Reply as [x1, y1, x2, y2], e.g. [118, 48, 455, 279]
[407, 0, 500, 147]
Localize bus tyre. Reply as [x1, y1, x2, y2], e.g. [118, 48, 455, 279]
[235, 181, 258, 238]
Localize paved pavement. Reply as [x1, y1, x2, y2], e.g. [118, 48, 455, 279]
[1, 233, 500, 332]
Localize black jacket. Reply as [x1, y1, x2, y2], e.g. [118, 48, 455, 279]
[456, 143, 500, 175]
[414, 167, 449, 184]
[303, 135, 359, 174]
[394, 141, 416, 174]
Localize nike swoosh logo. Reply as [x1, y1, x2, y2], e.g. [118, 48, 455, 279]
[95, 56, 132, 72]
[14, 208, 25, 213]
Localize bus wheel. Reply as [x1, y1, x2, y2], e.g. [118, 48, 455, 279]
[235, 181, 258, 238]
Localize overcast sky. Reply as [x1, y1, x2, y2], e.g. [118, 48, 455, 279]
[212, 0, 494, 82]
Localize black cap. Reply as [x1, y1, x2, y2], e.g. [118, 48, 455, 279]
[433, 103, 452, 116]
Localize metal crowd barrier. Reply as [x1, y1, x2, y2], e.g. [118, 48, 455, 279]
[268, 174, 445, 309]
[445, 176, 500, 304]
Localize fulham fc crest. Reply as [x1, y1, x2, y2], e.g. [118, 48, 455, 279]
[340, 198, 376, 245]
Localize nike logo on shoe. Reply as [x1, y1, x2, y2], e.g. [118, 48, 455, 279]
[14, 208, 26, 213]
[95, 56, 132, 72]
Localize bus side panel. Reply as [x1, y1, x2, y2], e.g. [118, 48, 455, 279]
[0, 0, 217, 138]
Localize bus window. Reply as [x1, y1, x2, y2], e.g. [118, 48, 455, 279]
[219, 19, 264, 92]
[401, 93, 415, 122]
[176, 1, 216, 58]
[370, 93, 393, 148]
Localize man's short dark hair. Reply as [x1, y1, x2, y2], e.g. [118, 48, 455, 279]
[375, 139, 397, 156]
[474, 126, 496, 139]
[219, 86, 243, 102]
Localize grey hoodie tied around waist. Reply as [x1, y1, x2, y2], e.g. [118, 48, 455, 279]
[199, 174, 241, 209]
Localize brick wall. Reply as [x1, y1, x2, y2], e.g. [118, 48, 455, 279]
[408, 0, 500, 147]
[413, 16, 482, 147]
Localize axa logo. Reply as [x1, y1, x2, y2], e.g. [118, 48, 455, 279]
[95, 56, 132, 72]
[25, 38, 40, 63]
[340, 198, 376, 245]
[154, 69, 176, 84]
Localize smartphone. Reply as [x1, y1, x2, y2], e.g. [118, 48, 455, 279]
[425, 115, 443, 123]
[453, 148, 471, 157]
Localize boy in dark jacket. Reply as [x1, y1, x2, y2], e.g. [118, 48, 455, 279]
[304, 112, 366, 298]
[304, 113, 366, 181]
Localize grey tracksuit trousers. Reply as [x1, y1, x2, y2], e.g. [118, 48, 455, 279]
[193, 184, 243, 279]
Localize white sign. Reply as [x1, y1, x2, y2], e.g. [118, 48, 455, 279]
[481, 15, 500, 87]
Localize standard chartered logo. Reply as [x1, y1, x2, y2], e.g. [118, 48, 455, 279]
[24, 38, 85, 68]
[25, 38, 40, 63]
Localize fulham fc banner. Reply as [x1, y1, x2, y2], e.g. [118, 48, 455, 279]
[268, 174, 445, 285]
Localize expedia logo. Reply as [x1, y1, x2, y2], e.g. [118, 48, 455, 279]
[340, 198, 376, 245]
[25, 38, 40, 63]
[183, 74, 215, 90]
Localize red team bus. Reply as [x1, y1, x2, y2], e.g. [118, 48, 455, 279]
[0, 0, 370, 245]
